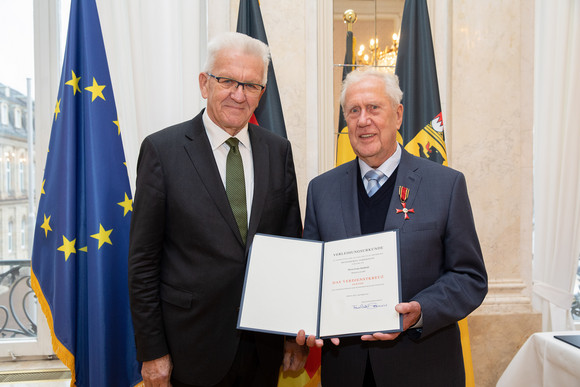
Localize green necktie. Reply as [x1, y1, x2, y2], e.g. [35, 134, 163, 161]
[225, 137, 247, 244]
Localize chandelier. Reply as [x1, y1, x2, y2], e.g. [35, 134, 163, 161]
[343, 9, 399, 72]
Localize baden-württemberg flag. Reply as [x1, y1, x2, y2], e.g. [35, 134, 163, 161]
[395, 0, 447, 166]
[395, 1, 474, 385]
[30, 0, 142, 385]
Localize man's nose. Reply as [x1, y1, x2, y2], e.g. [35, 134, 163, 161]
[358, 109, 371, 125]
[230, 84, 246, 101]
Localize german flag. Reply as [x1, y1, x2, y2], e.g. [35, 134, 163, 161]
[395, 1, 474, 385]
[236, 0, 287, 138]
[237, 1, 321, 386]
[335, 28, 356, 166]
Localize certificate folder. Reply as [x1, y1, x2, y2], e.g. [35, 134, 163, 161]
[237, 231, 402, 339]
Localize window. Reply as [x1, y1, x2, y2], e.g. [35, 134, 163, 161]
[19, 158, 25, 192]
[5, 158, 12, 192]
[0, 0, 46, 356]
[21, 217, 26, 249]
[8, 220, 14, 253]
[14, 107, 22, 128]
[0, 102, 7, 125]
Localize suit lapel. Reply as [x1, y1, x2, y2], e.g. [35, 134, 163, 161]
[385, 150, 422, 231]
[247, 125, 269, 244]
[183, 113, 243, 243]
[341, 160, 362, 237]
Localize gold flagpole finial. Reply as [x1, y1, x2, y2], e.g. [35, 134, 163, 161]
[343, 9, 357, 32]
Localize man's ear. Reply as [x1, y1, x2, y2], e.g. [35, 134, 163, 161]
[199, 73, 209, 99]
[396, 104, 404, 129]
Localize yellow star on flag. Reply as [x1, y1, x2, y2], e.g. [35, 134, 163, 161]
[85, 77, 106, 101]
[91, 224, 113, 249]
[40, 214, 52, 237]
[65, 70, 82, 95]
[41, 179, 46, 195]
[54, 99, 61, 121]
[117, 193, 133, 216]
[113, 119, 120, 135]
[57, 236, 77, 261]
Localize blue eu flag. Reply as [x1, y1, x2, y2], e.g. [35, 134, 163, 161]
[30, 0, 142, 385]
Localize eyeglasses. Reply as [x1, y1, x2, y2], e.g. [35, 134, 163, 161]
[206, 73, 265, 95]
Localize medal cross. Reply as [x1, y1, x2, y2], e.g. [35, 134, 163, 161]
[396, 202, 415, 220]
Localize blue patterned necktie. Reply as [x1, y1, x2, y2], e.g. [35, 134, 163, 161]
[365, 169, 385, 197]
[225, 137, 247, 244]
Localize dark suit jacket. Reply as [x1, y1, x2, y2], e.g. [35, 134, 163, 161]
[303, 149, 487, 387]
[128, 110, 302, 385]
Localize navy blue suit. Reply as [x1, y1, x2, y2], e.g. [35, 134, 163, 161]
[303, 149, 487, 386]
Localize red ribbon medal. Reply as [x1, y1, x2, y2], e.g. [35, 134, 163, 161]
[396, 186, 414, 220]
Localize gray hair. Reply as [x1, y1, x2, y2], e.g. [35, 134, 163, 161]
[340, 68, 403, 110]
[203, 32, 271, 85]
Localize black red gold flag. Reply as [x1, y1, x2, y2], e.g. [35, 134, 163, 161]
[336, 30, 357, 166]
[237, 0, 287, 138]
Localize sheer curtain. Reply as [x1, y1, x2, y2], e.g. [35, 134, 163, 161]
[532, 0, 580, 331]
[95, 0, 210, 190]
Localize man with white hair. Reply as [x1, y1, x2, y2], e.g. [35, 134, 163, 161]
[298, 68, 487, 386]
[129, 32, 304, 387]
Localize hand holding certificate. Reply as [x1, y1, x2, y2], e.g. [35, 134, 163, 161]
[237, 231, 402, 338]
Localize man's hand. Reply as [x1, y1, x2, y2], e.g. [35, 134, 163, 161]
[283, 338, 309, 372]
[361, 301, 422, 341]
[142, 354, 173, 387]
[398, 301, 422, 330]
[296, 330, 340, 348]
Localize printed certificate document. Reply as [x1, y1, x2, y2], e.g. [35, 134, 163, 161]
[237, 231, 402, 338]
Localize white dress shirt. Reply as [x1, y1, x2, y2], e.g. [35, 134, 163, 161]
[358, 143, 402, 189]
[203, 110, 254, 224]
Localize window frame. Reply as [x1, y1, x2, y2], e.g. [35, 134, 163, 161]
[0, 0, 64, 359]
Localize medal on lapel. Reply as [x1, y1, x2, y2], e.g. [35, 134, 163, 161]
[396, 186, 414, 220]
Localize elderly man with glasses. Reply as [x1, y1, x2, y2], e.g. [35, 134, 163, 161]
[128, 32, 305, 387]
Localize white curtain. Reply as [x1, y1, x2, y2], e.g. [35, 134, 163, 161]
[95, 0, 210, 190]
[532, 0, 580, 331]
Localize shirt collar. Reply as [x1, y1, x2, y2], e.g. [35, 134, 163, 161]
[358, 143, 402, 179]
[202, 110, 250, 150]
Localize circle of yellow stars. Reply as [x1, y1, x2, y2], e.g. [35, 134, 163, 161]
[44, 69, 132, 261]
[41, 192, 132, 261]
